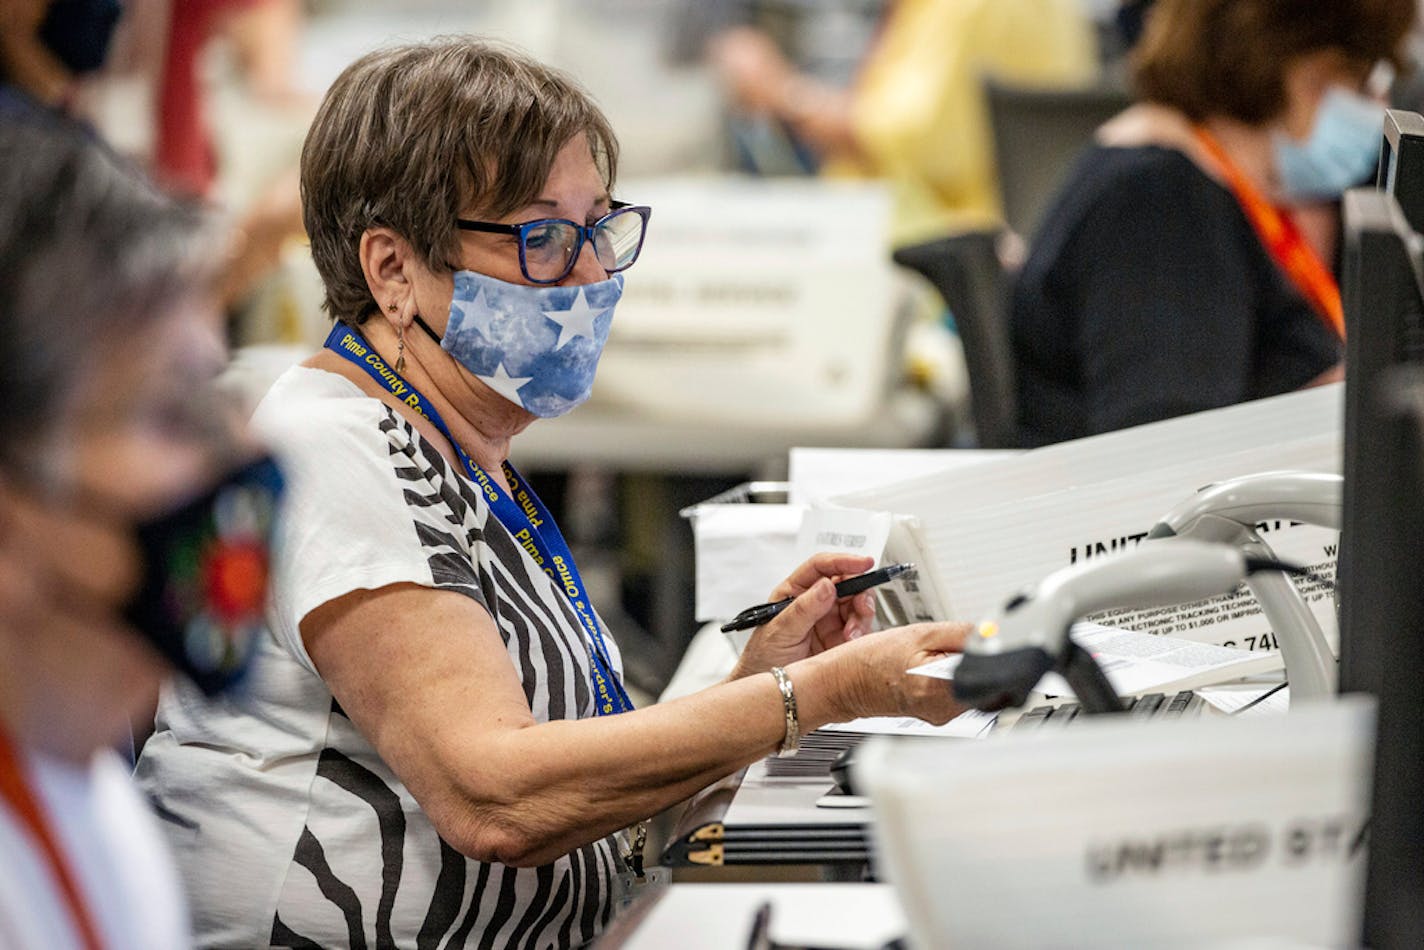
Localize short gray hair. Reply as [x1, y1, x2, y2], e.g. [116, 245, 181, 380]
[0, 117, 213, 474]
[300, 37, 620, 325]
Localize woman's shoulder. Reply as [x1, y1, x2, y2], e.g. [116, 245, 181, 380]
[252, 364, 482, 516]
[249, 364, 443, 488]
[1032, 141, 1241, 268]
[1053, 105, 1217, 197]
[1068, 143, 1224, 208]
[253, 364, 405, 445]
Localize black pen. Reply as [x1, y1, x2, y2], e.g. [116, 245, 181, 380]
[720, 563, 917, 633]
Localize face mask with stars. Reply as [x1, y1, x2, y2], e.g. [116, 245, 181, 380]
[419, 270, 624, 418]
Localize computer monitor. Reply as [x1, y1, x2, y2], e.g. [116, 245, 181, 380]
[1336, 187, 1424, 947]
[1377, 109, 1424, 235]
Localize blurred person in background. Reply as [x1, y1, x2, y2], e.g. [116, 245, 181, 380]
[0, 0, 312, 323]
[144, 0, 305, 198]
[0, 0, 121, 116]
[0, 115, 244, 949]
[707, 0, 1098, 247]
[133, 0, 311, 315]
[682, 0, 888, 175]
[1011, 0, 1415, 447]
[135, 37, 971, 948]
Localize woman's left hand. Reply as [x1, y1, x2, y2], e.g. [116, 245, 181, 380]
[729, 553, 877, 679]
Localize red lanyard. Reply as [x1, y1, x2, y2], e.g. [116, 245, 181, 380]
[0, 725, 104, 950]
[1193, 127, 1346, 339]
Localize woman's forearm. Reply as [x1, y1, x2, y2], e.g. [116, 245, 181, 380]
[425, 654, 851, 867]
[306, 584, 961, 870]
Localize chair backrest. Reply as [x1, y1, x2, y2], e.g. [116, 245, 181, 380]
[893, 231, 1018, 448]
[986, 77, 1132, 241]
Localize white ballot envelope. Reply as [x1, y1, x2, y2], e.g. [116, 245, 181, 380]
[834, 386, 1343, 653]
[787, 447, 1012, 505]
[857, 696, 1374, 949]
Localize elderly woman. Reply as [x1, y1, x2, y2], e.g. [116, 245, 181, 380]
[135, 38, 968, 948]
[1011, 0, 1415, 446]
[0, 116, 244, 948]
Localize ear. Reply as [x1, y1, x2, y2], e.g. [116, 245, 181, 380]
[359, 227, 418, 332]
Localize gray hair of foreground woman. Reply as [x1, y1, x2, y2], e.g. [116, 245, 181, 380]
[0, 118, 214, 480]
[300, 37, 619, 326]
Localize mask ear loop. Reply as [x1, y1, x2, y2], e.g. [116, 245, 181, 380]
[412, 315, 445, 345]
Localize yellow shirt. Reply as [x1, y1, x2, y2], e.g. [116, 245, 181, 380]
[829, 0, 1098, 246]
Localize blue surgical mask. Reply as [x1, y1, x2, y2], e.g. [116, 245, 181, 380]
[1273, 86, 1384, 201]
[419, 269, 623, 418]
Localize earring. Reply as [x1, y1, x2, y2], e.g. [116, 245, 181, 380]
[396, 323, 407, 374]
[388, 302, 398, 314]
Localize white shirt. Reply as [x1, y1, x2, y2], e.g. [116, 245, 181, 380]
[0, 748, 189, 950]
[135, 366, 625, 948]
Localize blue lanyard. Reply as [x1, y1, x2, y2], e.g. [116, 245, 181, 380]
[324, 324, 634, 715]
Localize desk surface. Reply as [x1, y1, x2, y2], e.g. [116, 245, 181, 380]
[601, 883, 906, 950]
[722, 759, 866, 826]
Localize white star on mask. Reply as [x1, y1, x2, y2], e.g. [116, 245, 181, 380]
[476, 362, 534, 406]
[451, 286, 501, 340]
[543, 288, 609, 350]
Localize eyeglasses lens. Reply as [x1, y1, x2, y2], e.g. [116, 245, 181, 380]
[522, 221, 580, 281]
[594, 209, 645, 271]
[520, 209, 646, 281]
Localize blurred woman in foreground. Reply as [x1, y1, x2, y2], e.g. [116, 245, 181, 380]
[0, 116, 255, 948]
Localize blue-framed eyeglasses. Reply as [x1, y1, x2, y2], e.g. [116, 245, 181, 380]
[455, 201, 652, 284]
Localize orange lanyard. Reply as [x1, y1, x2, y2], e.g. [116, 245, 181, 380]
[0, 725, 105, 950]
[1193, 127, 1345, 339]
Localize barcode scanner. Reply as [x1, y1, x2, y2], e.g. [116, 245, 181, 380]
[1147, 471, 1341, 702]
[953, 541, 1299, 715]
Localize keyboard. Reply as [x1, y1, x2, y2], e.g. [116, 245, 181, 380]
[772, 692, 1205, 782]
[1010, 689, 1204, 731]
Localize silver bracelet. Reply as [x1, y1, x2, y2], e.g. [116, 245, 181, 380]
[769, 666, 800, 757]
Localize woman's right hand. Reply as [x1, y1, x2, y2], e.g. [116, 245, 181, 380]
[800, 621, 973, 727]
[729, 552, 878, 681]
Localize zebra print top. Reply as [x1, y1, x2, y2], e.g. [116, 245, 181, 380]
[134, 366, 626, 948]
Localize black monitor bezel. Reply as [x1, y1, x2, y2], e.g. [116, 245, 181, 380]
[1338, 187, 1424, 948]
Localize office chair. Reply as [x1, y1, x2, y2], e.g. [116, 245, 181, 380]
[985, 77, 1132, 241]
[892, 231, 1019, 448]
